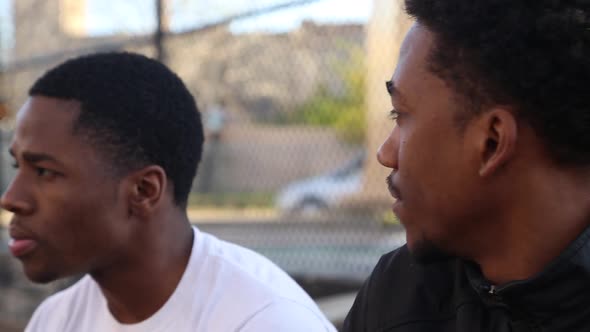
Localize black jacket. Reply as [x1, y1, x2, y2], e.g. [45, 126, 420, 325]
[343, 227, 590, 332]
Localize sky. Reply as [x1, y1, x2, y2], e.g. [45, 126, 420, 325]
[0, 0, 12, 55]
[229, 0, 373, 34]
[0, 0, 371, 62]
[84, 0, 372, 35]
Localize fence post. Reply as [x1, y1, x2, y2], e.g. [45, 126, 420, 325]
[155, 0, 167, 63]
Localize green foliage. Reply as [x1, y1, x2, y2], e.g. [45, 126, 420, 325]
[287, 45, 367, 145]
[380, 210, 401, 225]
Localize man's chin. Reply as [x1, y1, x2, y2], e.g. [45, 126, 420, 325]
[23, 266, 60, 284]
[407, 237, 453, 265]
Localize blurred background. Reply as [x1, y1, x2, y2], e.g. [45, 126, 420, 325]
[0, 0, 413, 330]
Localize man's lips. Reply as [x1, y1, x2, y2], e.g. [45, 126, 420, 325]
[8, 225, 39, 257]
[8, 238, 38, 257]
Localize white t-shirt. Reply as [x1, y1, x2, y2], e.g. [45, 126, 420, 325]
[25, 227, 336, 332]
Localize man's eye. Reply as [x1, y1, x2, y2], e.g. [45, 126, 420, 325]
[36, 168, 56, 178]
[11, 162, 19, 169]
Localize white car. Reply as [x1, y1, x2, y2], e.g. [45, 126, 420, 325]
[276, 151, 366, 216]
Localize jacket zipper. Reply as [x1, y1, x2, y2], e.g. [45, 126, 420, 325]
[488, 284, 497, 295]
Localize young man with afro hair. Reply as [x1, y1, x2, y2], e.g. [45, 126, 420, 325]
[2, 52, 336, 332]
[344, 0, 590, 331]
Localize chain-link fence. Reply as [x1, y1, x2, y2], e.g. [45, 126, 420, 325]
[0, 0, 412, 328]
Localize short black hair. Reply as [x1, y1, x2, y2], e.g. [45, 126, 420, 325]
[29, 52, 204, 207]
[405, 0, 590, 165]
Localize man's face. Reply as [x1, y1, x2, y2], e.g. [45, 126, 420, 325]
[378, 24, 484, 261]
[1, 96, 130, 283]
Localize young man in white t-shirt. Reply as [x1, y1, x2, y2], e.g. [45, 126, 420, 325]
[1, 52, 336, 332]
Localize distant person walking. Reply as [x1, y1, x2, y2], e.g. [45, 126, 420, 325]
[205, 100, 227, 141]
[197, 100, 227, 193]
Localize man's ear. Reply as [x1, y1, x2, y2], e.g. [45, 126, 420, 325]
[126, 165, 167, 218]
[474, 108, 518, 177]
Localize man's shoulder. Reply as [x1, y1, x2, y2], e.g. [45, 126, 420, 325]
[191, 230, 334, 330]
[343, 245, 476, 331]
[198, 230, 309, 299]
[237, 298, 336, 332]
[367, 245, 466, 304]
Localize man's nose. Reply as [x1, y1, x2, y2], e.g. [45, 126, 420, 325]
[0, 177, 34, 215]
[377, 126, 400, 170]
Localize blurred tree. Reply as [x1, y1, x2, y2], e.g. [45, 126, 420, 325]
[285, 44, 366, 145]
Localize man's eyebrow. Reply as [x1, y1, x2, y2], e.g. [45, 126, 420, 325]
[11, 149, 63, 166]
[386, 80, 394, 96]
[385, 80, 408, 106]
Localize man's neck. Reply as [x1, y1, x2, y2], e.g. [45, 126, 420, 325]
[473, 170, 590, 286]
[91, 214, 194, 324]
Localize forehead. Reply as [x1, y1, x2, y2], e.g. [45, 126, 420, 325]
[391, 24, 434, 89]
[10, 96, 105, 169]
[390, 24, 462, 117]
[13, 96, 79, 149]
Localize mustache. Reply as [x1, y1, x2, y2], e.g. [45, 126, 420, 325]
[8, 220, 36, 240]
[386, 174, 401, 199]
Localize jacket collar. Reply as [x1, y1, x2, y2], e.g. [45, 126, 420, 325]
[464, 225, 590, 315]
